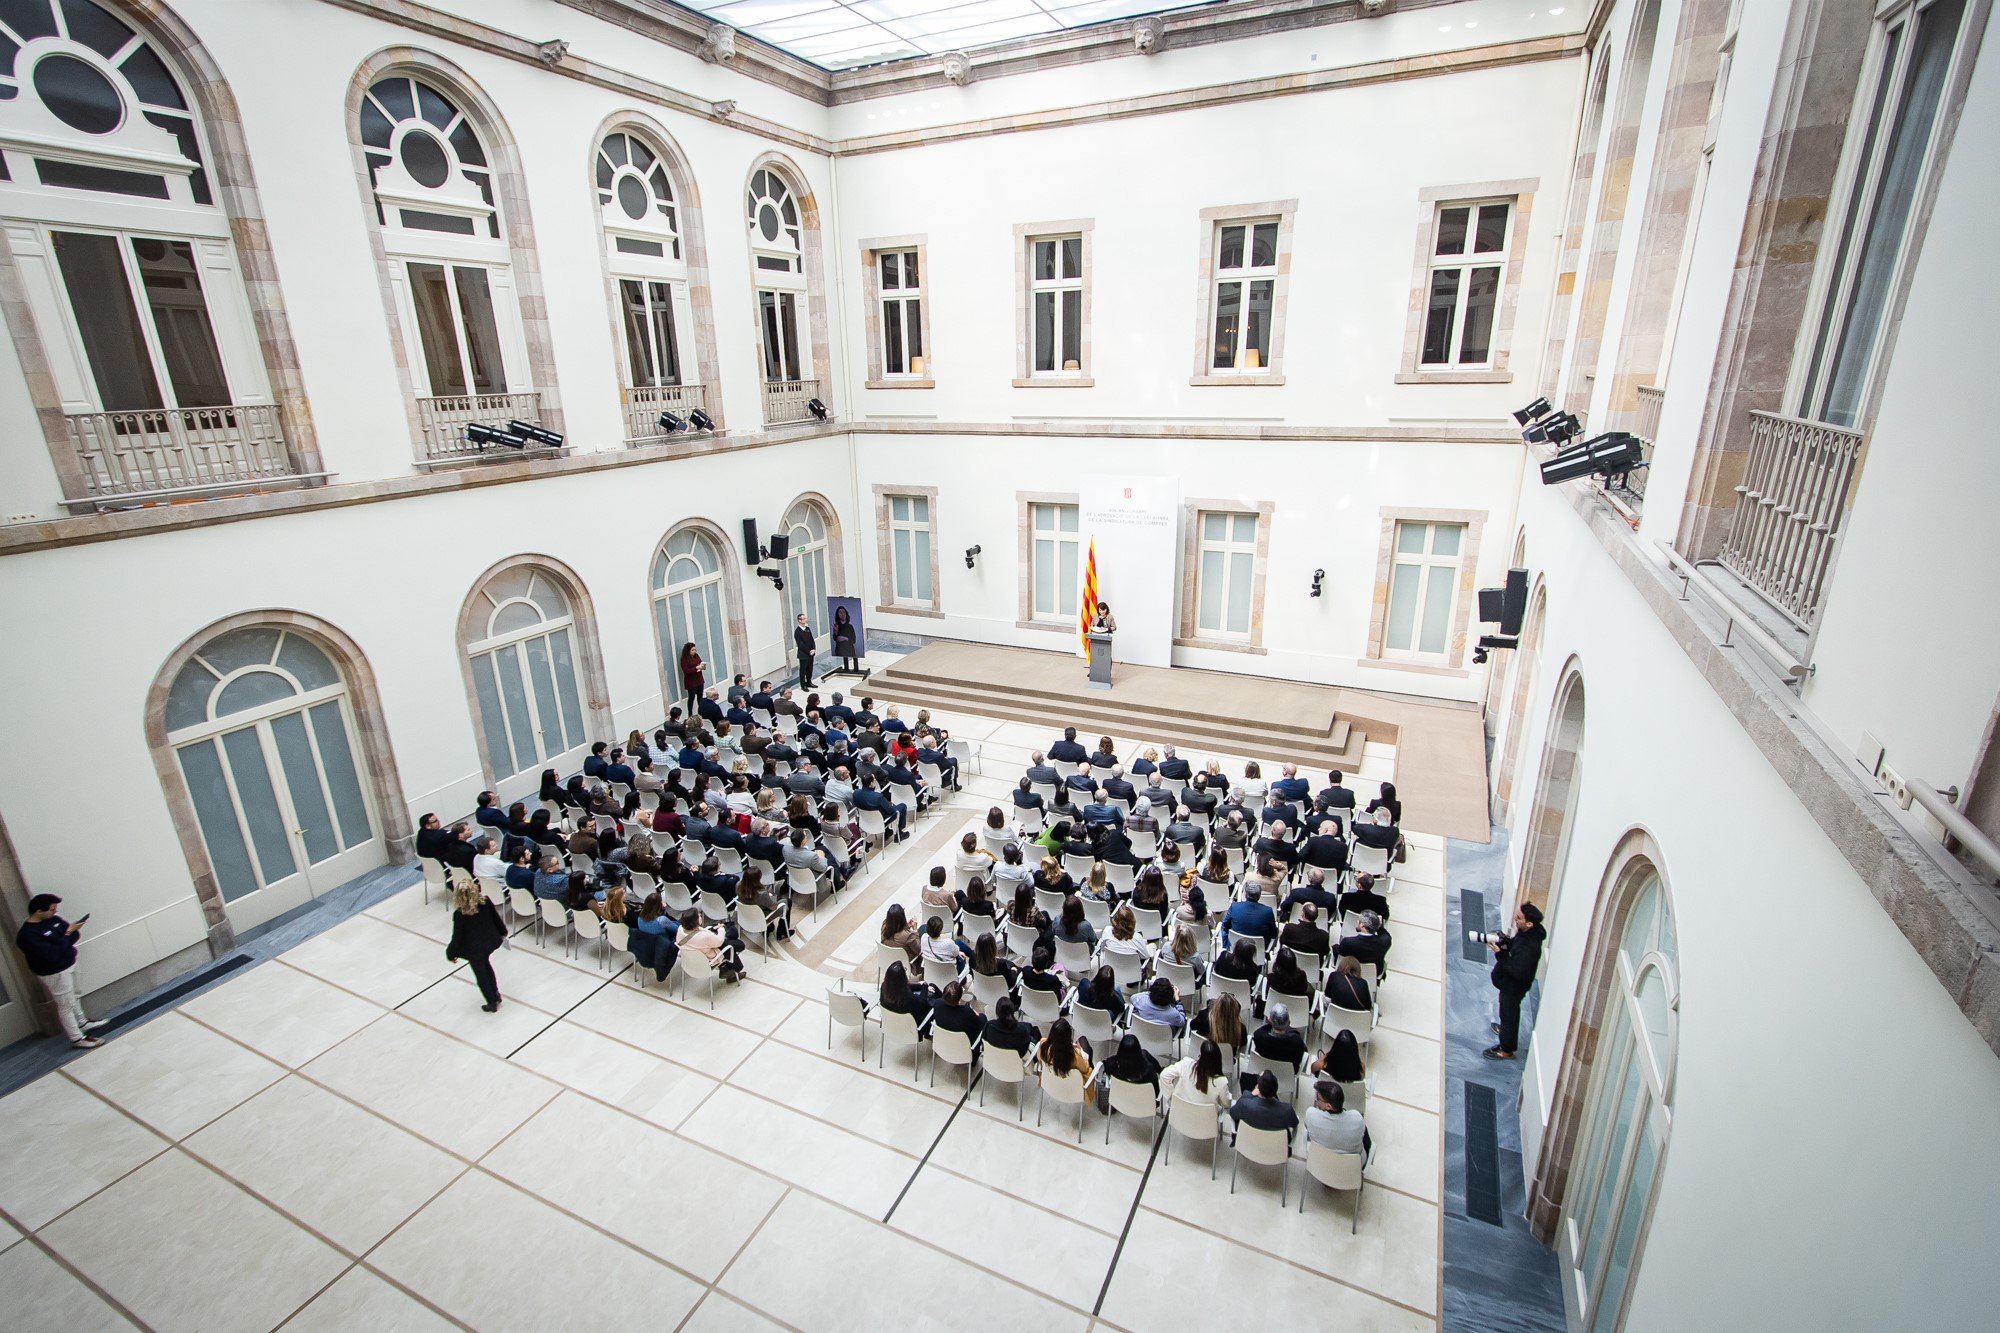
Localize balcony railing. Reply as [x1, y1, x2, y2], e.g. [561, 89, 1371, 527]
[416, 392, 548, 463]
[1613, 384, 1666, 505]
[65, 404, 300, 504]
[763, 378, 821, 426]
[1718, 409, 1865, 629]
[624, 383, 711, 444]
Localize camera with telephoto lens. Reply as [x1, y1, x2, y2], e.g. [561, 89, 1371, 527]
[1468, 930, 1500, 945]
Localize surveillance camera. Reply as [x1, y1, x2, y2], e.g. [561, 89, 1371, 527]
[1473, 646, 1490, 665]
[965, 544, 982, 569]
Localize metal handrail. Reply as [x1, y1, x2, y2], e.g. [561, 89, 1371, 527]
[1657, 542, 1807, 684]
[1908, 780, 2000, 886]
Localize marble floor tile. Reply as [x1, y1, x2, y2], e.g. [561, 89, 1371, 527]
[482, 1091, 783, 1281]
[363, 883, 454, 943]
[1359, 1098, 1442, 1205]
[466, 943, 612, 1015]
[183, 1075, 463, 1254]
[891, 1163, 1115, 1312]
[63, 1012, 284, 1141]
[659, 969, 804, 1035]
[369, 1171, 703, 1332]
[1099, 1209, 1433, 1333]
[396, 974, 557, 1057]
[40, 1150, 347, 1333]
[716, 1190, 1091, 1333]
[680, 1291, 790, 1332]
[728, 1038, 955, 1154]
[280, 914, 459, 1009]
[679, 1085, 914, 1217]
[0, 1209, 18, 1251]
[281, 1267, 458, 1333]
[302, 1014, 558, 1160]
[1378, 972, 1444, 1041]
[929, 1108, 1141, 1237]
[1386, 922, 1444, 983]
[1368, 1028, 1444, 1114]
[179, 960, 384, 1069]
[1399, 844, 1448, 888]
[0, 1237, 140, 1332]
[955, 1078, 1158, 1173]
[506, 1021, 717, 1130]
[0, 1073, 167, 1230]
[1388, 884, 1447, 932]
[562, 980, 764, 1078]
[737, 950, 845, 1001]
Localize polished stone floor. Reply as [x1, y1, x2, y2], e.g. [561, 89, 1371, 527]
[0, 702, 1458, 1332]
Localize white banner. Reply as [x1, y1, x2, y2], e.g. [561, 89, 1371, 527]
[1080, 474, 1179, 668]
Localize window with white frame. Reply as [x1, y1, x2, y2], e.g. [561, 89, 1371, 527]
[748, 167, 808, 383]
[888, 493, 934, 606]
[1031, 502, 1081, 621]
[1211, 219, 1278, 372]
[1028, 233, 1084, 375]
[1420, 200, 1512, 368]
[1195, 511, 1258, 639]
[1797, 0, 1969, 428]
[878, 249, 925, 377]
[1384, 521, 1466, 658]
[463, 566, 588, 782]
[599, 130, 690, 392]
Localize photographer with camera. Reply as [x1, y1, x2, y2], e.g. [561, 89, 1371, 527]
[1480, 901, 1546, 1061]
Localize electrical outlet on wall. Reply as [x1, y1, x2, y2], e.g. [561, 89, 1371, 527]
[5, 513, 40, 523]
[1879, 764, 1912, 809]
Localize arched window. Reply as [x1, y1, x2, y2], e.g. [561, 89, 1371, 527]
[360, 69, 535, 451]
[463, 565, 588, 783]
[0, 0, 284, 497]
[1519, 665, 1586, 925]
[163, 626, 380, 917]
[782, 498, 831, 638]
[652, 527, 731, 701]
[1562, 858, 1677, 1332]
[600, 126, 701, 440]
[746, 161, 818, 423]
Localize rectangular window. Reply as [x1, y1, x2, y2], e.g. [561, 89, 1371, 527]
[879, 249, 925, 377]
[1211, 220, 1278, 371]
[1420, 201, 1512, 367]
[1031, 502, 1081, 620]
[51, 230, 232, 411]
[407, 260, 506, 397]
[1383, 521, 1466, 658]
[619, 278, 681, 387]
[888, 493, 934, 606]
[1195, 510, 1259, 638]
[1798, 0, 1967, 427]
[1029, 234, 1084, 375]
[759, 289, 803, 382]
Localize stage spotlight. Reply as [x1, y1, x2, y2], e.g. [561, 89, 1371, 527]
[1310, 568, 1325, 598]
[757, 566, 785, 591]
[1512, 398, 1552, 427]
[688, 408, 716, 432]
[1473, 634, 1520, 667]
[1523, 411, 1582, 446]
[508, 420, 565, 447]
[467, 422, 527, 450]
[808, 398, 830, 422]
[1540, 432, 1644, 485]
[965, 544, 982, 570]
[658, 412, 688, 433]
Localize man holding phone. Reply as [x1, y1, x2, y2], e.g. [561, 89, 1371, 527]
[16, 894, 108, 1049]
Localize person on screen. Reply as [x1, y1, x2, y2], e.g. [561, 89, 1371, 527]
[833, 603, 860, 672]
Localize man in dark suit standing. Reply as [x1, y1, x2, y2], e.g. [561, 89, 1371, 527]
[793, 613, 817, 689]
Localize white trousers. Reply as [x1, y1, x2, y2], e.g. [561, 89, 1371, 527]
[41, 964, 87, 1041]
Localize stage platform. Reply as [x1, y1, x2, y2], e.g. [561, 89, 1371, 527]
[863, 641, 1491, 843]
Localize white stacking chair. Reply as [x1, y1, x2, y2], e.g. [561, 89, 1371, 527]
[540, 799, 565, 820]
[738, 901, 781, 959]
[1322, 1003, 1375, 1045]
[573, 910, 606, 967]
[967, 968, 1013, 1012]
[1222, 845, 1247, 878]
[856, 807, 889, 849]
[918, 760, 947, 793]
[825, 986, 874, 1061]
[1231, 934, 1269, 969]
[698, 889, 734, 926]
[1155, 957, 1202, 1006]
[537, 897, 568, 951]
[752, 707, 776, 730]
[1080, 896, 1111, 935]
[1069, 1002, 1121, 1048]
[1036, 1065, 1090, 1141]
[1053, 937, 1094, 977]
[878, 1007, 932, 1079]
[1265, 986, 1317, 1035]
[951, 864, 980, 895]
[980, 1044, 1031, 1117]
[1293, 949, 1328, 989]
[475, 874, 506, 906]
[1030, 781, 1058, 809]
[1105, 949, 1147, 990]
[1034, 887, 1067, 917]
[420, 858, 447, 905]
[593, 814, 619, 835]
[1103, 1074, 1160, 1144]
[1127, 829, 1160, 861]
[1131, 904, 1168, 943]
[1062, 851, 1095, 882]
[676, 947, 721, 1008]
[602, 919, 632, 976]
[1004, 919, 1042, 961]
[1299, 1143, 1365, 1230]
[1164, 1093, 1221, 1176]
[506, 888, 538, 936]
[1338, 1079, 1368, 1118]
[1209, 970, 1256, 1010]
[876, 942, 910, 983]
[650, 826, 678, 854]
[1350, 842, 1392, 884]
[1104, 862, 1137, 896]
[1016, 805, 1047, 832]
[980, 827, 1013, 858]
[1017, 985, 1064, 1028]
[629, 870, 660, 898]
[787, 864, 833, 919]
[1231, 1124, 1293, 1205]
[710, 847, 745, 877]
[931, 1025, 982, 1090]
[1130, 1014, 1180, 1062]
[659, 879, 696, 916]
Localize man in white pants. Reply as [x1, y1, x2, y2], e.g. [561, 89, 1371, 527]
[15, 894, 107, 1049]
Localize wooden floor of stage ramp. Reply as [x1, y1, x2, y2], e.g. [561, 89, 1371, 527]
[863, 641, 1491, 843]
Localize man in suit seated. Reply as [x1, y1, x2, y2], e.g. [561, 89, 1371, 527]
[823, 692, 855, 727]
[853, 774, 908, 840]
[1064, 762, 1098, 798]
[915, 730, 961, 790]
[1279, 867, 1340, 922]
[1216, 788, 1256, 829]
[1228, 1070, 1300, 1142]
[1080, 793, 1124, 830]
[1253, 821, 1301, 874]
[1103, 765, 1137, 807]
[1270, 763, 1310, 805]
[1024, 750, 1060, 790]
[1339, 872, 1390, 923]
[725, 698, 755, 728]
[1299, 820, 1348, 874]
[1048, 727, 1088, 766]
[1136, 774, 1174, 812]
[1336, 911, 1392, 980]
[603, 749, 637, 789]
[763, 731, 800, 769]
[1352, 807, 1400, 855]
[582, 742, 610, 780]
[703, 814, 747, 854]
[1212, 810, 1251, 852]
[883, 754, 933, 811]
[742, 818, 786, 873]
[1165, 805, 1205, 856]
[1316, 770, 1357, 812]
[697, 688, 726, 729]
[727, 674, 752, 706]
[1181, 774, 1219, 818]
[772, 687, 804, 722]
[1221, 884, 1278, 948]
[851, 697, 880, 730]
[1157, 745, 1193, 783]
[1280, 902, 1331, 958]
[748, 681, 776, 714]
[785, 759, 826, 800]
[1258, 797, 1302, 837]
[825, 765, 856, 807]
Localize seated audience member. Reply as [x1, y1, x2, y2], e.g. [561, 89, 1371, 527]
[1317, 769, 1357, 810]
[583, 742, 610, 780]
[1221, 884, 1278, 947]
[594, 882, 629, 923]
[877, 960, 935, 1026]
[920, 915, 969, 979]
[1033, 853, 1076, 898]
[1212, 810, 1250, 852]
[1100, 905, 1153, 968]
[1280, 902, 1332, 959]
[743, 819, 786, 873]
[1012, 776, 1046, 821]
[736, 865, 791, 932]
[504, 847, 539, 891]
[783, 825, 842, 888]
[604, 749, 637, 788]
[1322, 954, 1374, 1012]
[1211, 938, 1262, 986]
[881, 902, 921, 962]
[1352, 806, 1401, 855]
[1103, 765, 1137, 806]
[1270, 764, 1310, 805]
[1048, 727, 1088, 766]
[1093, 819, 1140, 867]
[532, 853, 569, 901]
[916, 731, 961, 790]
[471, 836, 507, 882]
[1101, 1033, 1162, 1094]
[1240, 854, 1284, 902]
[677, 909, 743, 981]
[1065, 762, 1100, 798]
[473, 790, 508, 830]
[1053, 896, 1097, 950]
[1237, 760, 1268, 803]
[970, 932, 1020, 992]
[1252, 820, 1300, 873]
[1336, 911, 1393, 979]
[1131, 865, 1172, 916]
[1036, 1016, 1094, 1083]
[879, 705, 908, 734]
[1264, 948, 1313, 1006]
[1305, 1081, 1371, 1159]
[1075, 966, 1127, 1023]
[1159, 924, 1208, 981]
[1125, 795, 1159, 837]
[1165, 805, 1205, 856]
[1010, 887, 1055, 954]
[1229, 1070, 1300, 1140]
[1339, 872, 1391, 923]
[1281, 867, 1340, 921]
[1299, 820, 1348, 874]
[1189, 992, 1248, 1054]
[539, 769, 579, 810]
[991, 842, 1034, 894]
[1077, 862, 1115, 905]
[929, 979, 985, 1042]
[1365, 781, 1402, 825]
[956, 830, 997, 879]
[1312, 1028, 1370, 1086]
[1024, 750, 1061, 789]
[1180, 774, 1218, 818]
[1090, 735, 1120, 770]
[1131, 976, 1186, 1033]
[1059, 822, 1095, 861]
[854, 775, 910, 842]
[983, 997, 1039, 1055]
[1130, 747, 1160, 780]
[1162, 1039, 1232, 1117]
[1021, 946, 1067, 1002]
[919, 864, 958, 918]
[527, 809, 567, 850]
[959, 877, 1000, 930]
[1156, 745, 1193, 782]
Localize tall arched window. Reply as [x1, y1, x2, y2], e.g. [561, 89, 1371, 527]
[653, 527, 731, 699]
[360, 69, 537, 458]
[599, 126, 702, 440]
[1562, 857, 1677, 1332]
[163, 626, 380, 921]
[463, 565, 588, 783]
[1519, 665, 1586, 925]
[0, 0, 288, 500]
[782, 497, 831, 638]
[746, 161, 818, 423]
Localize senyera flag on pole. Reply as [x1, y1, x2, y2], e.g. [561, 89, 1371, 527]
[1079, 538, 1099, 658]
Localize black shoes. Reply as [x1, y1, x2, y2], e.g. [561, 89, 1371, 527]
[481, 1001, 500, 1013]
[1482, 1046, 1514, 1060]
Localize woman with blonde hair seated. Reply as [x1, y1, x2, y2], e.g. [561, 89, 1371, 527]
[594, 882, 629, 923]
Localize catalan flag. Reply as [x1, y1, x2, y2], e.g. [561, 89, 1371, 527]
[1079, 538, 1099, 657]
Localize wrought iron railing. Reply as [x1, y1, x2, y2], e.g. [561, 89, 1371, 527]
[624, 383, 711, 443]
[763, 378, 821, 426]
[1718, 409, 1865, 628]
[65, 404, 296, 500]
[415, 392, 547, 462]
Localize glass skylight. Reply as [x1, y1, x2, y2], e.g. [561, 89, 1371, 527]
[682, 0, 1214, 70]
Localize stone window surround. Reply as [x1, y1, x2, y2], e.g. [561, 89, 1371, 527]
[592, 110, 727, 434]
[1015, 489, 1081, 634]
[1176, 498, 1275, 656]
[1395, 179, 1540, 385]
[745, 150, 834, 417]
[650, 517, 755, 707]
[1187, 199, 1299, 387]
[776, 489, 851, 640]
[1013, 218, 1095, 387]
[871, 483, 943, 618]
[1363, 505, 1488, 675]
[144, 610, 415, 955]
[858, 233, 935, 389]
[452, 553, 615, 790]
[0, 2, 326, 511]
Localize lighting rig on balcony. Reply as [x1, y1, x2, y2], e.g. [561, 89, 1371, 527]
[467, 420, 564, 452]
[658, 409, 718, 435]
[1517, 397, 1644, 490]
[808, 398, 831, 422]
